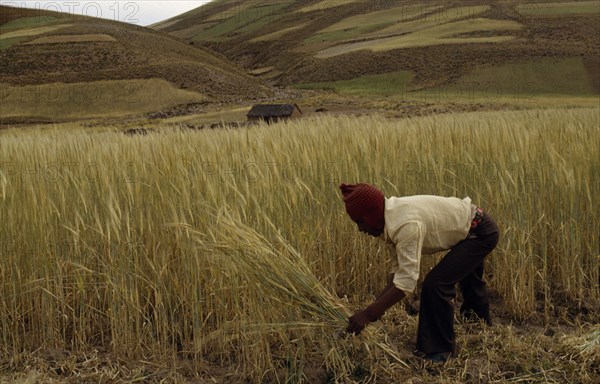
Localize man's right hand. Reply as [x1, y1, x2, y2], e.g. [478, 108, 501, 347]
[346, 310, 375, 335]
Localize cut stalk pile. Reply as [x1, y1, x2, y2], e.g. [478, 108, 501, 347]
[170, 210, 409, 381]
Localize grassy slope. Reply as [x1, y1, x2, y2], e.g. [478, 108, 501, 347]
[156, 0, 600, 104]
[0, 10, 66, 49]
[1, 79, 208, 121]
[295, 70, 415, 96]
[305, 5, 485, 44]
[295, 57, 597, 104]
[314, 18, 522, 58]
[0, 5, 272, 122]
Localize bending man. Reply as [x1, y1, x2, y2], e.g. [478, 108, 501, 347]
[340, 183, 499, 362]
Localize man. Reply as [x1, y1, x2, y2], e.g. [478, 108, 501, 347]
[339, 183, 499, 363]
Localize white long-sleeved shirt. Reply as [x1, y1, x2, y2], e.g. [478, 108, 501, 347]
[382, 195, 477, 294]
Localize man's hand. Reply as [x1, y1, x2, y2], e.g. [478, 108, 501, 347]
[346, 285, 406, 336]
[346, 310, 374, 335]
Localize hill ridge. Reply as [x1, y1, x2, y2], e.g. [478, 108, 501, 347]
[153, 0, 600, 98]
[0, 4, 273, 123]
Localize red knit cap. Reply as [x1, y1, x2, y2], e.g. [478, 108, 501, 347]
[339, 183, 385, 229]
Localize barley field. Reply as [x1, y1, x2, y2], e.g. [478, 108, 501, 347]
[1, 108, 598, 383]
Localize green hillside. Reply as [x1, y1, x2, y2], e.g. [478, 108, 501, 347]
[0, 5, 272, 124]
[155, 0, 600, 101]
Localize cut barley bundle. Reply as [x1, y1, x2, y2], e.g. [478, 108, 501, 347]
[168, 208, 408, 381]
[563, 326, 600, 361]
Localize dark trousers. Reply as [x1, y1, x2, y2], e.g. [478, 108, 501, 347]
[416, 212, 499, 355]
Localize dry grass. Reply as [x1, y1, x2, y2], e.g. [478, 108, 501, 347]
[23, 34, 116, 44]
[310, 4, 453, 41]
[297, 0, 360, 13]
[0, 24, 71, 39]
[362, 5, 489, 39]
[315, 18, 521, 58]
[251, 23, 309, 42]
[0, 108, 598, 382]
[303, 5, 487, 47]
[0, 79, 207, 121]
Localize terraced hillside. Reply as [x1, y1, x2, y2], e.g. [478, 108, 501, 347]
[155, 0, 600, 101]
[0, 5, 272, 123]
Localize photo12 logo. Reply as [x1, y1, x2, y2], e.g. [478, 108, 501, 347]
[0, 1, 140, 24]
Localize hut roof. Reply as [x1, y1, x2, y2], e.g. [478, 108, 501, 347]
[247, 104, 301, 118]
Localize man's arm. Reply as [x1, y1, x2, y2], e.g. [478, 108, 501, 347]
[347, 223, 422, 335]
[374, 273, 395, 300]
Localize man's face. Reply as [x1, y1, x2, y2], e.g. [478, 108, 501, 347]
[353, 217, 383, 237]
